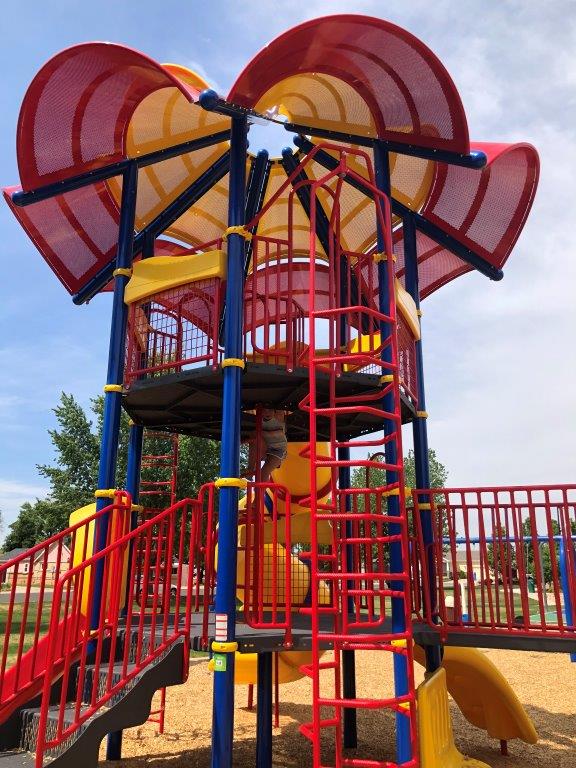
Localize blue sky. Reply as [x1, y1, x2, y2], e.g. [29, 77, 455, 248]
[0, 1, 575, 528]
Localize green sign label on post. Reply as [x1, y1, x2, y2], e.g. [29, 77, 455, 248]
[213, 653, 227, 672]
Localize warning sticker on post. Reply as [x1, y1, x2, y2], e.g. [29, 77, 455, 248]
[215, 613, 228, 641]
[213, 653, 227, 672]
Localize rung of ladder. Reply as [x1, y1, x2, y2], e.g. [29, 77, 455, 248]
[319, 572, 408, 582]
[300, 660, 339, 677]
[318, 632, 412, 645]
[318, 695, 412, 710]
[299, 718, 339, 740]
[298, 606, 338, 615]
[342, 758, 415, 768]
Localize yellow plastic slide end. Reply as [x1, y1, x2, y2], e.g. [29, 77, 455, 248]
[417, 668, 492, 768]
[413, 645, 538, 745]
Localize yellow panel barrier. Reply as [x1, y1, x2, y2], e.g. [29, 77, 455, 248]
[413, 645, 538, 746]
[417, 668, 491, 768]
[69, 502, 129, 618]
[221, 358, 245, 370]
[124, 251, 227, 305]
[215, 477, 248, 490]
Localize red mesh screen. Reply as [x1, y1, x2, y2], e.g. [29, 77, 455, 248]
[229, 15, 470, 153]
[17, 43, 198, 190]
[3, 182, 121, 295]
[397, 315, 418, 404]
[392, 143, 539, 298]
[125, 277, 223, 384]
[423, 143, 539, 270]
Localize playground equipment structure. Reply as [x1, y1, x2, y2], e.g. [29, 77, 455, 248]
[0, 14, 575, 768]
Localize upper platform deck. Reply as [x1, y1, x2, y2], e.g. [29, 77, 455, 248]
[123, 362, 417, 441]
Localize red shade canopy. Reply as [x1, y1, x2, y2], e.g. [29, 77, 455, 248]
[3, 17, 539, 301]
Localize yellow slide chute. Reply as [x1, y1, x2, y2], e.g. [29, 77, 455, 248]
[228, 442, 332, 686]
[413, 645, 538, 746]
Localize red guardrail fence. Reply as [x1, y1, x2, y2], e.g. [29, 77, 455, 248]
[412, 485, 576, 640]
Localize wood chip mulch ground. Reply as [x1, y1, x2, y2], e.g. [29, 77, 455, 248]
[103, 648, 576, 767]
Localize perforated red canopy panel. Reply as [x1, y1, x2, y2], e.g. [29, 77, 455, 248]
[3, 182, 121, 294]
[4, 20, 540, 301]
[228, 15, 470, 153]
[16, 43, 198, 191]
[393, 142, 539, 296]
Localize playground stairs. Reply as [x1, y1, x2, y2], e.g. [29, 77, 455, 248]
[136, 430, 180, 733]
[0, 494, 204, 768]
[295, 148, 418, 767]
[0, 628, 186, 768]
[139, 430, 179, 515]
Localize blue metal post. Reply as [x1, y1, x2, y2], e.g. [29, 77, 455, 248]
[339, 450, 357, 748]
[256, 652, 273, 766]
[91, 160, 138, 624]
[210, 116, 248, 768]
[374, 142, 411, 764]
[559, 539, 576, 662]
[402, 213, 443, 673]
[84, 161, 136, 760]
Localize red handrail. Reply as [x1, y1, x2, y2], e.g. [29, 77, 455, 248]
[0, 492, 130, 724]
[33, 495, 214, 767]
[412, 484, 576, 640]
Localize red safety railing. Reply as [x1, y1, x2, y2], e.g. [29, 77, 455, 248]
[412, 485, 576, 640]
[239, 482, 293, 645]
[289, 145, 418, 767]
[0, 492, 130, 726]
[33, 495, 214, 766]
[244, 235, 306, 371]
[124, 277, 223, 385]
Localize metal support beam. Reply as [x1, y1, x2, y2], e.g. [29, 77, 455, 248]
[288, 124, 486, 168]
[403, 214, 443, 674]
[218, 149, 270, 343]
[244, 150, 272, 276]
[256, 653, 273, 767]
[73, 152, 231, 304]
[280, 148, 331, 255]
[293, 135, 503, 285]
[11, 130, 230, 207]
[339, 450, 357, 748]
[374, 142, 412, 765]
[83, 161, 137, 757]
[211, 116, 248, 768]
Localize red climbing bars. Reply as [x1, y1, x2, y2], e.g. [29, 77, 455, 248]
[412, 485, 576, 641]
[294, 144, 418, 768]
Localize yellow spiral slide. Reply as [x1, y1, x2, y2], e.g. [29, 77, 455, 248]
[217, 443, 332, 685]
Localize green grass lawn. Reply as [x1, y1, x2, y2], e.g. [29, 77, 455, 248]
[0, 601, 53, 666]
[441, 586, 541, 619]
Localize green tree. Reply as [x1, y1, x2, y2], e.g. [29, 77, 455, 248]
[350, 448, 448, 504]
[3, 392, 222, 548]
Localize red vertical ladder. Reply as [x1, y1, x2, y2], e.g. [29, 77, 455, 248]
[295, 146, 418, 767]
[138, 429, 179, 734]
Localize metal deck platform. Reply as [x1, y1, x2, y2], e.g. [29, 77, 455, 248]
[123, 363, 417, 440]
[187, 613, 576, 655]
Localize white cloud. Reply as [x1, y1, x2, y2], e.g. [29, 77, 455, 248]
[0, 478, 49, 529]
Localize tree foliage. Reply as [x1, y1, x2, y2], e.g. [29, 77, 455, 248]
[350, 448, 448, 503]
[3, 392, 222, 550]
[487, 517, 576, 586]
